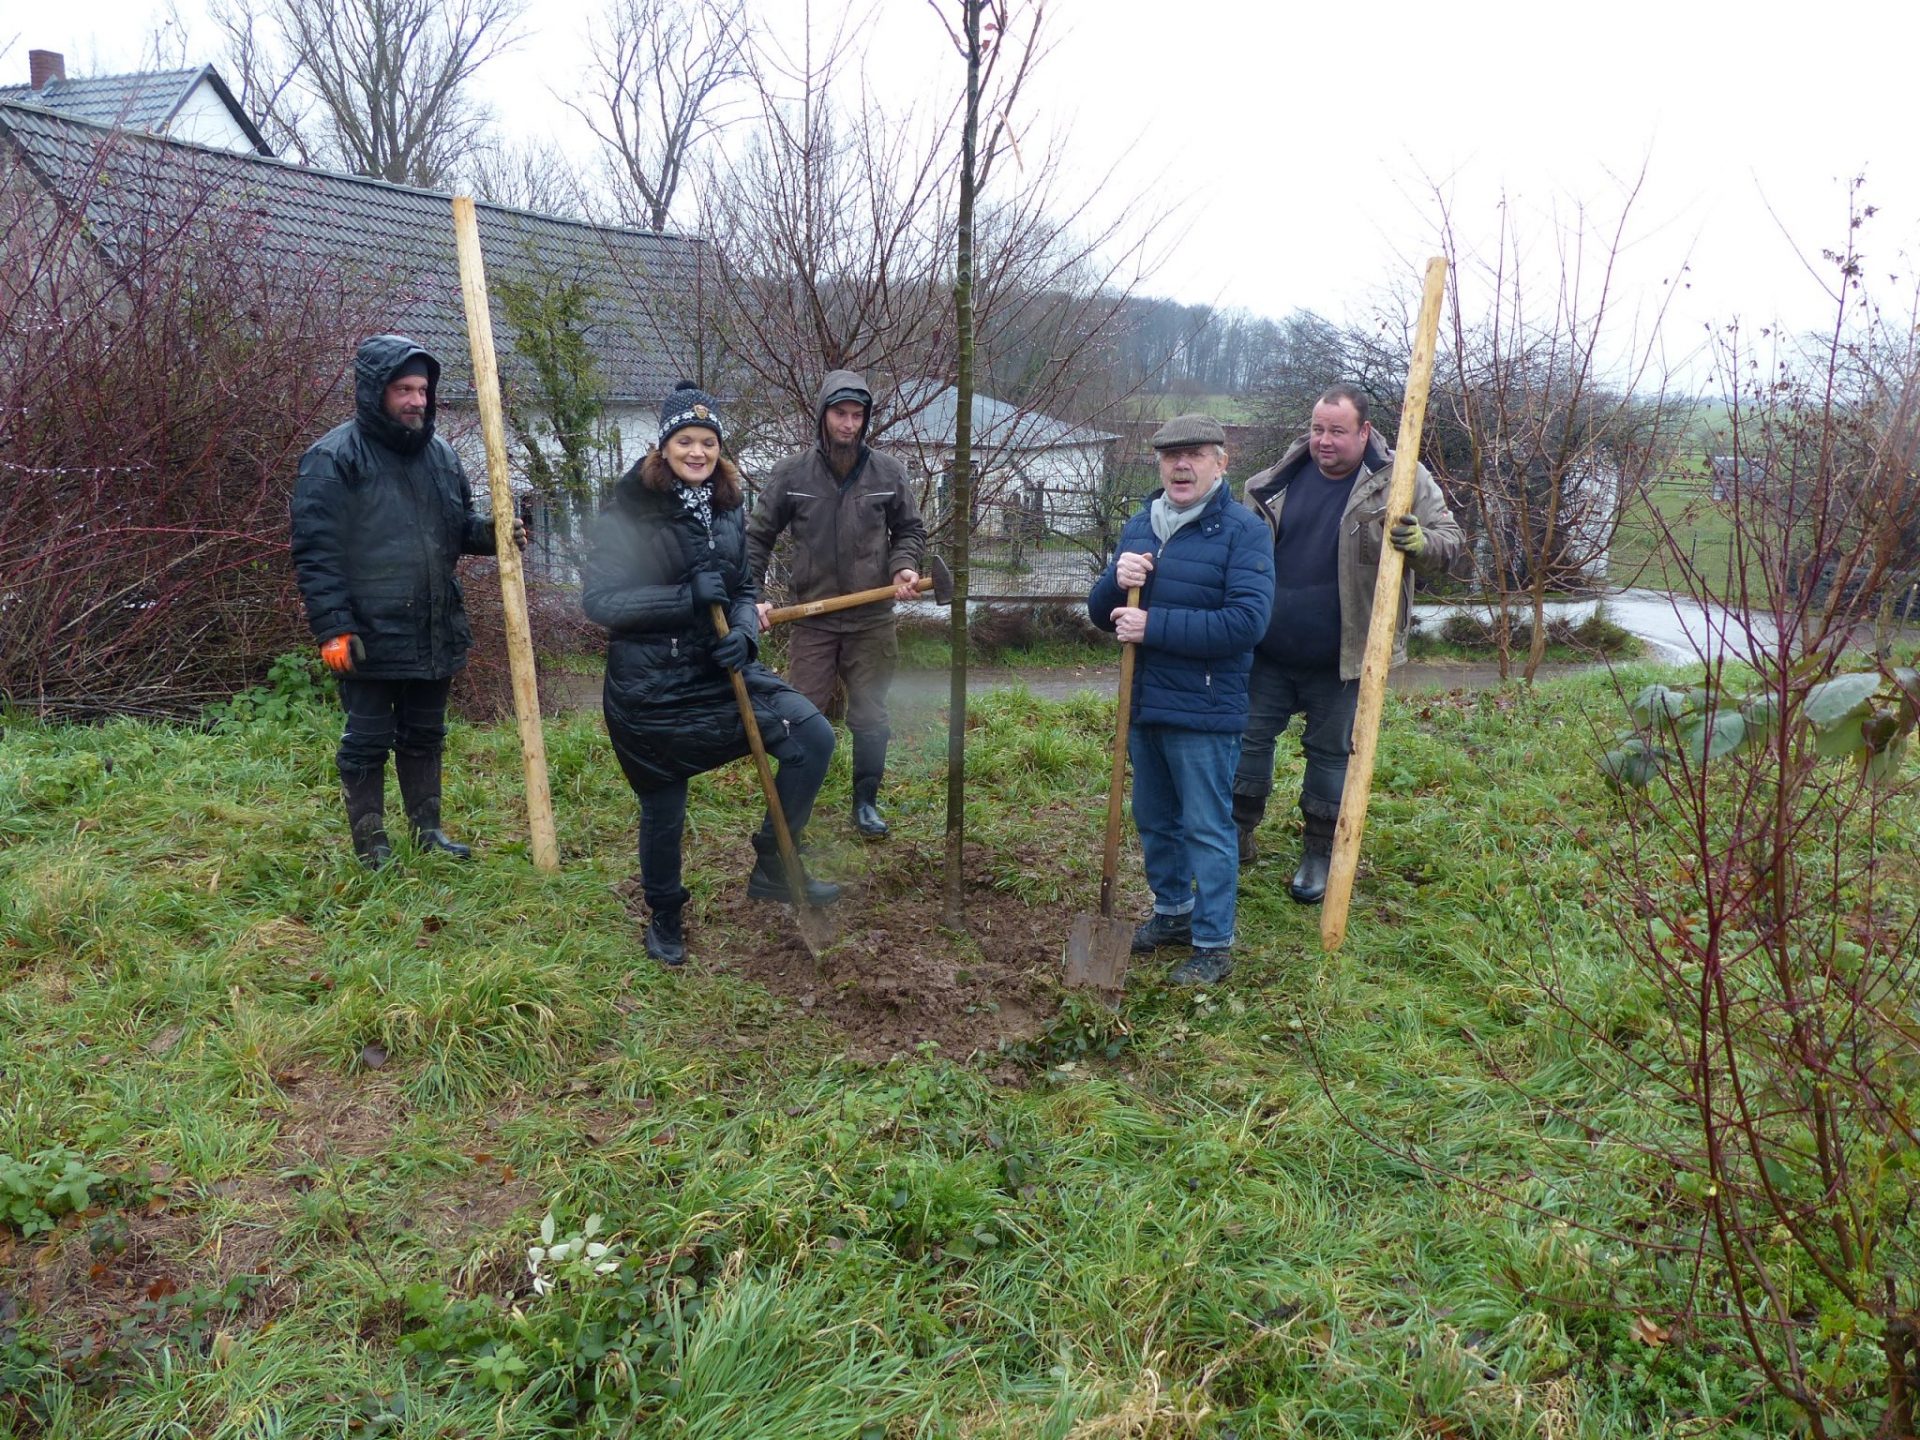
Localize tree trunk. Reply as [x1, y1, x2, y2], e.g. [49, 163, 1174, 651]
[943, 0, 982, 928]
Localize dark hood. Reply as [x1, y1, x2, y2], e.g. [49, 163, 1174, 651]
[354, 334, 441, 457]
[814, 368, 873, 450]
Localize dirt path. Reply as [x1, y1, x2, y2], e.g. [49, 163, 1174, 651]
[548, 657, 1571, 718]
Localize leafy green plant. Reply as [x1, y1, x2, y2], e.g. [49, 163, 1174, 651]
[203, 649, 331, 728]
[0, 1147, 107, 1236]
[1602, 667, 1918, 790]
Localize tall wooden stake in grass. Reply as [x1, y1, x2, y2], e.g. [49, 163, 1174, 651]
[451, 195, 560, 873]
[1320, 256, 1447, 950]
[941, 0, 985, 928]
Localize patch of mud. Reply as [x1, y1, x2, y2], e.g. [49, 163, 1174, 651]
[621, 839, 1075, 1065]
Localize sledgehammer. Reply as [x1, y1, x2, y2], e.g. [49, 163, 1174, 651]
[761, 555, 953, 626]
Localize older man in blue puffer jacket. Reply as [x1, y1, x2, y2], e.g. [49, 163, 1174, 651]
[1089, 414, 1274, 985]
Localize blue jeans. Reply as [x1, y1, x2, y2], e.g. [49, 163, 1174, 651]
[1128, 724, 1240, 948]
[1232, 659, 1357, 821]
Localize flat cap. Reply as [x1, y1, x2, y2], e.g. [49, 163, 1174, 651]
[1149, 413, 1227, 449]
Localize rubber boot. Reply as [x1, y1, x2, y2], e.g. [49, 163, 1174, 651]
[340, 765, 392, 871]
[1232, 792, 1266, 866]
[746, 833, 841, 905]
[849, 727, 890, 839]
[644, 905, 687, 967]
[396, 749, 471, 860]
[1289, 799, 1339, 905]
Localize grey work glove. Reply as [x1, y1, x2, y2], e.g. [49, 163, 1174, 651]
[1389, 515, 1427, 556]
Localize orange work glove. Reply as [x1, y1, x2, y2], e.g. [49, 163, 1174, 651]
[321, 634, 364, 673]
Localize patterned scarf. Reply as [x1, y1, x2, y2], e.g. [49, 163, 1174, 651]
[678, 482, 717, 558]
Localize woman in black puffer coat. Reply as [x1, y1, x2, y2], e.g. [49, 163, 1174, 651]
[581, 383, 839, 966]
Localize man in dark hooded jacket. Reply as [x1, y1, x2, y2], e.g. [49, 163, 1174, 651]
[289, 334, 523, 869]
[747, 371, 927, 839]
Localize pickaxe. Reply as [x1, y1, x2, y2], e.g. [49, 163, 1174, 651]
[761, 555, 953, 627]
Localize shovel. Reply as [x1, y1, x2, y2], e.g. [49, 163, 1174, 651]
[1065, 585, 1141, 992]
[711, 604, 833, 960]
[761, 555, 954, 626]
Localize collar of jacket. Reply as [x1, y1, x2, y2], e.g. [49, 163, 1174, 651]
[1246, 432, 1392, 516]
[1143, 477, 1233, 537]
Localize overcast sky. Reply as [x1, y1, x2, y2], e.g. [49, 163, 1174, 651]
[18, 0, 1920, 389]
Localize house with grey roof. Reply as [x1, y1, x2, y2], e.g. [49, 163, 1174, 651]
[881, 380, 1120, 542]
[1, 78, 714, 577]
[2, 49, 270, 155]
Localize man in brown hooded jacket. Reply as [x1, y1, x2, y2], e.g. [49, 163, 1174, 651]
[748, 371, 928, 838]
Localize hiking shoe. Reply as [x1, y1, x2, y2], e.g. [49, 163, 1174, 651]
[1237, 826, 1257, 866]
[644, 909, 686, 967]
[1167, 947, 1232, 986]
[1130, 911, 1193, 954]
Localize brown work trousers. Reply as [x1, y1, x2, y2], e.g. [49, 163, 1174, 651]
[784, 623, 898, 733]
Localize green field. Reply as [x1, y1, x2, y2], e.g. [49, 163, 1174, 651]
[0, 667, 1905, 1437]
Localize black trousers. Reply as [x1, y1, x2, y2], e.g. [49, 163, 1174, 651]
[635, 702, 835, 914]
[336, 675, 452, 773]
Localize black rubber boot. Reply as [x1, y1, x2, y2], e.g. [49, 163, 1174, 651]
[644, 906, 687, 967]
[396, 749, 471, 860]
[849, 727, 890, 839]
[1231, 792, 1266, 866]
[746, 835, 841, 905]
[340, 765, 392, 871]
[1290, 800, 1339, 905]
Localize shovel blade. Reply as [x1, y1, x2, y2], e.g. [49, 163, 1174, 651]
[1064, 912, 1132, 992]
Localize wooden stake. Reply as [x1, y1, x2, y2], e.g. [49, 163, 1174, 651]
[450, 195, 559, 873]
[1320, 256, 1449, 951]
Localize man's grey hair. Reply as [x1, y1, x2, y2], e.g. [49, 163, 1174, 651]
[1315, 384, 1371, 424]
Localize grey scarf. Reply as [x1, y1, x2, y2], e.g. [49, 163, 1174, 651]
[1149, 476, 1222, 543]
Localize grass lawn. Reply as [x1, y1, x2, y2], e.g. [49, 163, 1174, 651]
[0, 666, 1897, 1437]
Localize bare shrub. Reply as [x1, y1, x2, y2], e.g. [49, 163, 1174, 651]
[0, 133, 395, 715]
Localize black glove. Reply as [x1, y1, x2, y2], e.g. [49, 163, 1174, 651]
[688, 568, 728, 610]
[710, 627, 752, 672]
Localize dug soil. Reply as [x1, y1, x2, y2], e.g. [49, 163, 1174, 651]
[618, 828, 1134, 1068]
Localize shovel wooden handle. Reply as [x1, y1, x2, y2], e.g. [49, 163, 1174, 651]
[712, 604, 812, 925]
[1320, 256, 1448, 952]
[1097, 586, 1142, 919]
[763, 575, 934, 627]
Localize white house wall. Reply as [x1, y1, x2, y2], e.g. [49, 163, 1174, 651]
[166, 81, 257, 153]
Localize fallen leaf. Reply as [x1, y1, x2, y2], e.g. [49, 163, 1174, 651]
[1630, 1314, 1670, 1347]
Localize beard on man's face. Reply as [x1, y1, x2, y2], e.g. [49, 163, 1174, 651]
[825, 438, 861, 476]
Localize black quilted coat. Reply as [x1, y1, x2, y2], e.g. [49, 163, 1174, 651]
[581, 468, 791, 793]
[289, 335, 498, 678]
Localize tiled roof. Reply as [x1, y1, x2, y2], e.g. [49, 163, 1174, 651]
[0, 99, 711, 407]
[0, 67, 202, 131]
[887, 379, 1119, 452]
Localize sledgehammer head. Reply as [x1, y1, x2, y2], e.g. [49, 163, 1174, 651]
[925, 553, 954, 604]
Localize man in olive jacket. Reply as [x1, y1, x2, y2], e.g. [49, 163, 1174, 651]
[1236, 383, 1461, 902]
[748, 370, 927, 839]
[289, 334, 521, 869]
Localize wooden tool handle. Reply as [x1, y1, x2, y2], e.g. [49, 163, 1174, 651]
[1320, 256, 1449, 951]
[764, 574, 934, 627]
[712, 604, 809, 908]
[1097, 585, 1142, 919]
